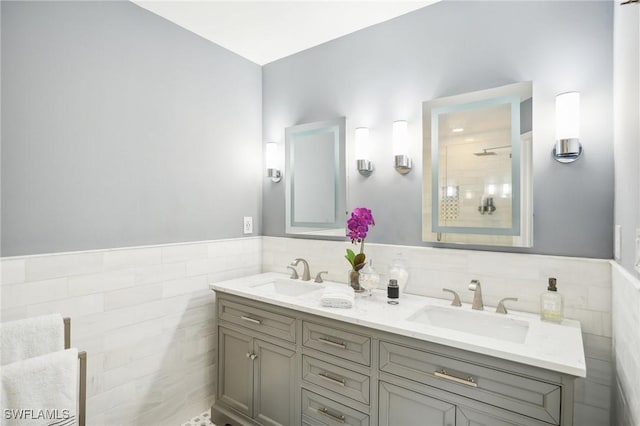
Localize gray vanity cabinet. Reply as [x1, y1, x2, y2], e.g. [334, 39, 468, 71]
[377, 377, 551, 426]
[218, 327, 296, 426]
[218, 327, 254, 417]
[211, 292, 576, 426]
[253, 339, 297, 426]
[214, 299, 297, 426]
[379, 381, 456, 426]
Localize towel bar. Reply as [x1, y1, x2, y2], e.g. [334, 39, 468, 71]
[78, 351, 86, 426]
[63, 317, 86, 426]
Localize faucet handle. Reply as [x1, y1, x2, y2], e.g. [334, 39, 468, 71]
[468, 279, 481, 291]
[314, 271, 328, 283]
[496, 297, 518, 314]
[286, 266, 299, 279]
[442, 288, 462, 307]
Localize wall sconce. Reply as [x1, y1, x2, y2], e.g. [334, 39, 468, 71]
[553, 92, 582, 163]
[265, 142, 281, 182]
[355, 127, 373, 176]
[393, 120, 412, 174]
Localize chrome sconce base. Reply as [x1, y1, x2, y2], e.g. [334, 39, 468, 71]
[267, 168, 281, 183]
[357, 159, 373, 176]
[394, 155, 412, 174]
[552, 138, 582, 163]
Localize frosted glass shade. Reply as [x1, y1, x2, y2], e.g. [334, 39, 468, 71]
[392, 120, 409, 156]
[555, 92, 580, 141]
[354, 127, 369, 160]
[265, 142, 278, 169]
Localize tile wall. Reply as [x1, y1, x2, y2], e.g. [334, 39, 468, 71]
[262, 236, 614, 425]
[0, 237, 262, 426]
[611, 262, 640, 426]
[0, 236, 616, 425]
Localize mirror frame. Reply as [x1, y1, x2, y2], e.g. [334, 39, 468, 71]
[285, 117, 347, 237]
[422, 82, 533, 247]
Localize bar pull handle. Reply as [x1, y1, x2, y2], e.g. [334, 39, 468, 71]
[318, 372, 346, 387]
[318, 407, 345, 423]
[434, 369, 478, 388]
[318, 337, 347, 349]
[241, 316, 262, 325]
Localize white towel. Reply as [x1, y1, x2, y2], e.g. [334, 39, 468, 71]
[1, 314, 65, 365]
[1, 348, 78, 426]
[320, 286, 355, 309]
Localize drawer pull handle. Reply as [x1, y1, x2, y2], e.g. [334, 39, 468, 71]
[318, 407, 345, 423]
[318, 337, 347, 349]
[318, 372, 346, 387]
[434, 369, 478, 388]
[240, 316, 262, 325]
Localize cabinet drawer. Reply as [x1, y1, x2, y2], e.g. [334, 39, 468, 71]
[302, 321, 371, 366]
[379, 341, 561, 425]
[218, 298, 296, 343]
[302, 355, 370, 404]
[302, 389, 369, 426]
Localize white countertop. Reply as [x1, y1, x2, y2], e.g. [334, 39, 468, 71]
[210, 272, 586, 377]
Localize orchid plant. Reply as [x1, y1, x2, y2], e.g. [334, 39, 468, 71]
[345, 207, 375, 272]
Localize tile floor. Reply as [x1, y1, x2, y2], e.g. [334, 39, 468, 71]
[182, 411, 214, 426]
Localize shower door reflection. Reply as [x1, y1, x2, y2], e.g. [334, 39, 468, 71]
[436, 101, 514, 231]
[422, 82, 533, 247]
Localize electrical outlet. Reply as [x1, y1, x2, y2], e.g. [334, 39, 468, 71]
[243, 216, 253, 234]
[614, 225, 621, 261]
[635, 228, 640, 273]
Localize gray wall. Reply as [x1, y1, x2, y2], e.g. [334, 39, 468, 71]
[613, 3, 640, 277]
[1, 1, 262, 256]
[263, 0, 614, 259]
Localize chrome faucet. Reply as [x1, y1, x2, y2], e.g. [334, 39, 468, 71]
[468, 279, 484, 310]
[496, 297, 518, 314]
[442, 288, 462, 307]
[286, 265, 299, 279]
[291, 258, 311, 281]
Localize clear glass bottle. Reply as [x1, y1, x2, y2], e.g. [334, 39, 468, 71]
[389, 254, 409, 293]
[358, 261, 380, 296]
[540, 277, 564, 322]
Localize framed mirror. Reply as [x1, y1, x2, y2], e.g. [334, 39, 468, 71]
[285, 118, 347, 237]
[422, 82, 533, 247]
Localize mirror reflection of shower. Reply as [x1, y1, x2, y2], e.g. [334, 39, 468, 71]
[478, 195, 496, 215]
[473, 145, 512, 158]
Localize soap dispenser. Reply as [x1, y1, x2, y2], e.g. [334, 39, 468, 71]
[540, 277, 564, 322]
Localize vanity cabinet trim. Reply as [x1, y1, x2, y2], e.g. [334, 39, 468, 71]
[253, 338, 297, 426]
[379, 340, 561, 424]
[302, 355, 371, 404]
[217, 326, 254, 417]
[378, 380, 456, 426]
[301, 388, 370, 426]
[379, 372, 552, 426]
[218, 297, 296, 343]
[212, 292, 576, 426]
[302, 320, 371, 366]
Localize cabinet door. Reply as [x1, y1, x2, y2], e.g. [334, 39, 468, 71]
[253, 338, 296, 426]
[218, 327, 254, 417]
[379, 381, 456, 426]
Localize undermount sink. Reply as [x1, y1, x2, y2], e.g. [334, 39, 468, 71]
[251, 278, 324, 297]
[408, 305, 530, 343]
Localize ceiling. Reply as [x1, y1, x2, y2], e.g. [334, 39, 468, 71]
[132, 1, 438, 65]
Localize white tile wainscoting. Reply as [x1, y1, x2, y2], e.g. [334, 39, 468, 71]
[0, 238, 262, 426]
[1, 236, 618, 425]
[262, 237, 614, 426]
[611, 262, 640, 426]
